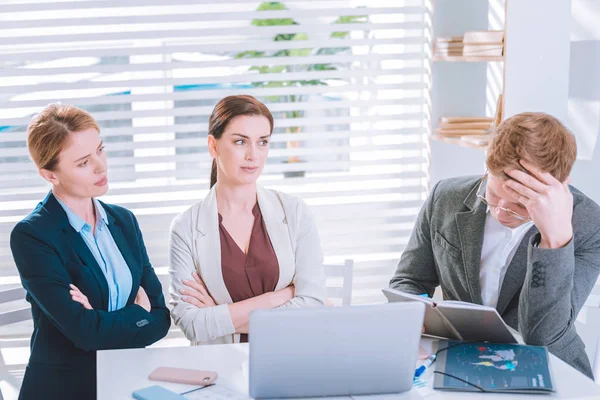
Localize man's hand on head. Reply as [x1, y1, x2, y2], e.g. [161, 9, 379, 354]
[503, 159, 573, 249]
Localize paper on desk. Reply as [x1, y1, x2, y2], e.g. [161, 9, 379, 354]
[418, 337, 436, 359]
[413, 338, 437, 396]
[413, 377, 427, 389]
[183, 384, 251, 400]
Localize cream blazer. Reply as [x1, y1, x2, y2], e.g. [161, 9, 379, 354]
[168, 185, 326, 345]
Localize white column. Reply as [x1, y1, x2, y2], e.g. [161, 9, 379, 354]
[503, 0, 572, 121]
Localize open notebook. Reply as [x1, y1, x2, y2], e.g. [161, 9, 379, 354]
[382, 288, 518, 343]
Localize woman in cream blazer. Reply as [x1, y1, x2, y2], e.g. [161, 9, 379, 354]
[169, 95, 326, 345]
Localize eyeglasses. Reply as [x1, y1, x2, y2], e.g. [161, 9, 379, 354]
[476, 172, 530, 221]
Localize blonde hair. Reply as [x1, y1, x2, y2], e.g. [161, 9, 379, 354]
[486, 112, 577, 182]
[27, 104, 100, 171]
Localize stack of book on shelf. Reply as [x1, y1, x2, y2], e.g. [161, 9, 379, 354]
[434, 30, 504, 59]
[433, 36, 464, 58]
[433, 94, 504, 148]
[435, 117, 494, 137]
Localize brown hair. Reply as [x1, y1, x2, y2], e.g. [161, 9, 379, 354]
[208, 95, 274, 188]
[27, 104, 100, 171]
[486, 112, 577, 182]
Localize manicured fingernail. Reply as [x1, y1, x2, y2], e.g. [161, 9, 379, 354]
[180, 289, 185, 294]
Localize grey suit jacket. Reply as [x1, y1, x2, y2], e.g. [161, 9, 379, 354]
[390, 176, 600, 379]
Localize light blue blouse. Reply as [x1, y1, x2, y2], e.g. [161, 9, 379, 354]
[56, 196, 133, 311]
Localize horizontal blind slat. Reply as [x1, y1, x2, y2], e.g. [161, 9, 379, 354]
[0, 37, 422, 63]
[0, 137, 426, 158]
[1, 128, 426, 148]
[0, 171, 426, 203]
[1, 8, 425, 29]
[1, 97, 423, 126]
[2, 114, 426, 139]
[0, 81, 423, 109]
[0, 55, 423, 78]
[0, 161, 428, 189]
[0, 0, 422, 13]
[0, 22, 422, 46]
[0, 68, 423, 93]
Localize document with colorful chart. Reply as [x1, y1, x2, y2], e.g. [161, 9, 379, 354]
[434, 340, 554, 394]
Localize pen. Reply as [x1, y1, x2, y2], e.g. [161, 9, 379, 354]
[414, 353, 437, 378]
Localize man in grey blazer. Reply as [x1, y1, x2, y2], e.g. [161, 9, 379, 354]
[390, 112, 600, 379]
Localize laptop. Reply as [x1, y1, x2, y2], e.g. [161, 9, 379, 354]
[249, 302, 425, 398]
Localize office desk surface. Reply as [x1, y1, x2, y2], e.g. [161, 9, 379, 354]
[97, 342, 600, 399]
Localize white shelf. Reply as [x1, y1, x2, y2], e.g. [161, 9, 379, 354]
[433, 55, 504, 62]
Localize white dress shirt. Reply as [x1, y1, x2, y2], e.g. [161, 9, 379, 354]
[480, 211, 534, 308]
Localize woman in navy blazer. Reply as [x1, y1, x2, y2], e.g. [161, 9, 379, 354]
[10, 104, 170, 400]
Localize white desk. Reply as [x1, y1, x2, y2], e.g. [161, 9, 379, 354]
[97, 342, 600, 399]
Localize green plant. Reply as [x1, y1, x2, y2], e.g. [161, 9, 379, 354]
[235, 2, 367, 164]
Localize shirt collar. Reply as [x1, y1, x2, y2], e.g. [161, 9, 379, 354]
[54, 195, 109, 233]
[486, 209, 534, 234]
[93, 198, 109, 226]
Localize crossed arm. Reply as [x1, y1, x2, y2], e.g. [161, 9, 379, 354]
[168, 198, 326, 342]
[11, 219, 170, 352]
[177, 271, 293, 334]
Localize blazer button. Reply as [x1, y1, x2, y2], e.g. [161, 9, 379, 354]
[531, 282, 540, 288]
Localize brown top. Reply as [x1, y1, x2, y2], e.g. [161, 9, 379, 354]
[219, 203, 279, 342]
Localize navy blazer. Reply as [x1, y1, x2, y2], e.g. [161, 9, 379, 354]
[10, 192, 171, 400]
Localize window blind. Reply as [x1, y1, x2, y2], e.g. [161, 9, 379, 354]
[0, 0, 430, 314]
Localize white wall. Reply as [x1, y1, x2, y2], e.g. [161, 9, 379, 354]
[569, 0, 600, 203]
[431, 0, 600, 205]
[429, 0, 490, 186]
[503, 0, 571, 121]
[503, 0, 600, 205]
